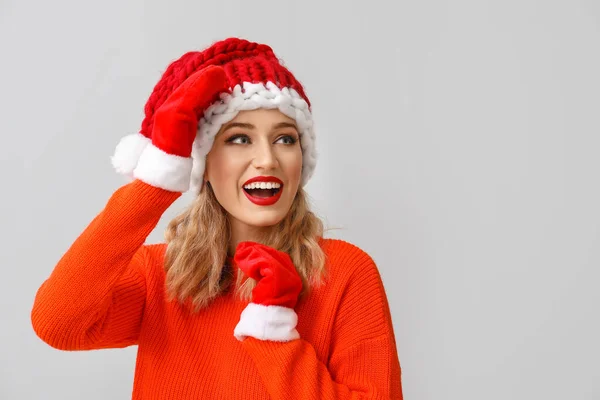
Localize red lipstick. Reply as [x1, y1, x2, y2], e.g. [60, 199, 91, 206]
[242, 176, 284, 206]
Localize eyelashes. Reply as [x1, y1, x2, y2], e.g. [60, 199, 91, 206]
[225, 134, 298, 145]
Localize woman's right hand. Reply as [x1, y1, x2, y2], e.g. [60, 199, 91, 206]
[152, 65, 229, 158]
[133, 65, 229, 192]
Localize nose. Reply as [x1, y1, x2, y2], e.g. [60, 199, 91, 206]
[251, 139, 279, 171]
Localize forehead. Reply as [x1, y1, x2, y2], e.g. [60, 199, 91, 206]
[228, 108, 296, 125]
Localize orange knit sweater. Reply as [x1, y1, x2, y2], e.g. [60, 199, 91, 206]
[31, 180, 403, 399]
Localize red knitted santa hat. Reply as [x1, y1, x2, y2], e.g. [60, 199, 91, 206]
[111, 37, 317, 193]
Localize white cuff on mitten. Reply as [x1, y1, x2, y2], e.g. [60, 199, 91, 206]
[234, 303, 300, 342]
[133, 143, 193, 192]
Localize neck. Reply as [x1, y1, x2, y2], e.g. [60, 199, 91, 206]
[228, 216, 268, 256]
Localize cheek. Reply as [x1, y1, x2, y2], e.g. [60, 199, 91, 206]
[209, 157, 247, 193]
[211, 165, 236, 188]
[206, 154, 227, 185]
[285, 149, 303, 180]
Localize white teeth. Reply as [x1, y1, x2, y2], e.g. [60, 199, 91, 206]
[243, 182, 282, 190]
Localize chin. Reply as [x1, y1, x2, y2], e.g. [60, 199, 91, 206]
[245, 213, 287, 228]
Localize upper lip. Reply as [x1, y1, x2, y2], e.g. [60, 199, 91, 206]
[243, 176, 284, 187]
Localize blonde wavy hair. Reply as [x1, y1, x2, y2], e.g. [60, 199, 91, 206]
[163, 181, 329, 313]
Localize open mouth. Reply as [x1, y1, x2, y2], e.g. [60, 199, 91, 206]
[243, 187, 282, 198]
[242, 178, 284, 206]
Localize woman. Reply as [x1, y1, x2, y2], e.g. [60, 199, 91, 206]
[31, 37, 403, 399]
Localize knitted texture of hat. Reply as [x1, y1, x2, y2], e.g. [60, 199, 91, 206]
[111, 37, 317, 193]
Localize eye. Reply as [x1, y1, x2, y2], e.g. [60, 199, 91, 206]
[226, 133, 298, 145]
[276, 135, 298, 145]
[226, 134, 250, 145]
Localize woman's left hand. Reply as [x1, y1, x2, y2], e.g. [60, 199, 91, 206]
[234, 241, 302, 308]
[233, 241, 303, 341]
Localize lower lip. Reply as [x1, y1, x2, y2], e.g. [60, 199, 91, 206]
[243, 187, 283, 206]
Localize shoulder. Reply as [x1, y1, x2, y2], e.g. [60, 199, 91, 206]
[318, 237, 381, 282]
[144, 242, 168, 258]
[320, 237, 376, 264]
[131, 243, 167, 280]
[318, 238, 395, 342]
[317, 238, 390, 306]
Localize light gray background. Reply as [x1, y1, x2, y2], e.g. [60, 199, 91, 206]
[1, 0, 599, 399]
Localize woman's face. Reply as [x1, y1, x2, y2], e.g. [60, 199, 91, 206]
[204, 108, 303, 231]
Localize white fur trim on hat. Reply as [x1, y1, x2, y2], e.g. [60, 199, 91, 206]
[233, 303, 300, 342]
[190, 81, 317, 193]
[111, 132, 151, 178]
[132, 143, 193, 192]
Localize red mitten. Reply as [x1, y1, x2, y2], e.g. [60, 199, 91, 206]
[233, 241, 303, 342]
[133, 65, 229, 192]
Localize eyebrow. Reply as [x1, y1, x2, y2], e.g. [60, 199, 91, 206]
[222, 121, 298, 133]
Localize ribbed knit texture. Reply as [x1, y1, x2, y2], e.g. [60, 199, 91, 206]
[31, 179, 403, 399]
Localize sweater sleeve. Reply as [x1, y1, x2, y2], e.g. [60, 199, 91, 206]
[240, 253, 403, 399]
[31, 179, 181, 351]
